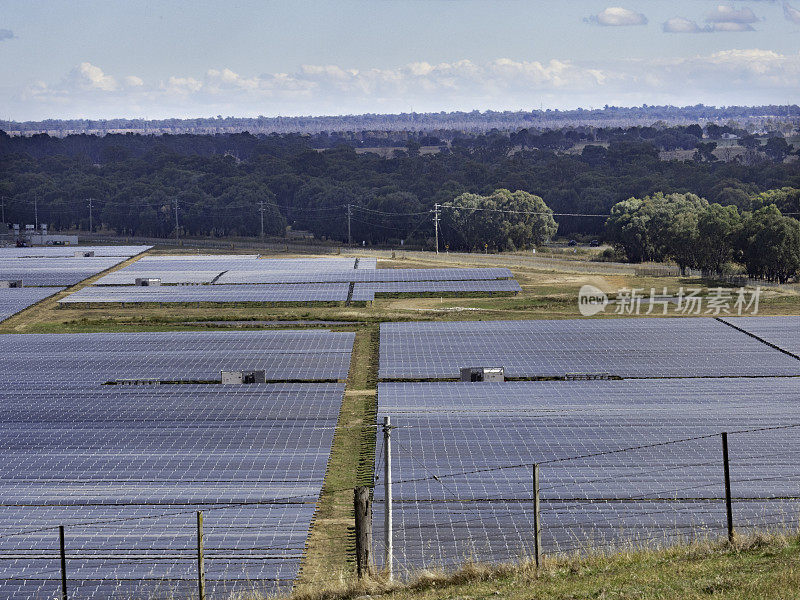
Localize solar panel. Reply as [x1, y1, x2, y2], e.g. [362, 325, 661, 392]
[0, 246, 151, 258]
[372, 379, 800, 569]
[351, 279, 522, 301]
[0, 383, 345, 599]
[0, 288, 64, 322]
[60, 283, 349, 304]
[216, 267, 513, 285]
[719, 316, 800, 358]
[378, 318, 800, 379]
[0, 330, 355, 385]
[0, 257, 128, 287]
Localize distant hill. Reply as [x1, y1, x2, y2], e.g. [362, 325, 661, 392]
[3, 104, 799, 137]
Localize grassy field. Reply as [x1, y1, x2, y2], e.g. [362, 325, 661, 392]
[291, 534, 800, 600]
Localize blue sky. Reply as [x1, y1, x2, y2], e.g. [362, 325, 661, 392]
[1, 0, 799, 120]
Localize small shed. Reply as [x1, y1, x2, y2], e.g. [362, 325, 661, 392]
[0, 280, 23, 288]
[460, 366, 505, 382]
[75, 250, 95, 257]
[221, 370, 266, 384]
[135, 277, 162, 286]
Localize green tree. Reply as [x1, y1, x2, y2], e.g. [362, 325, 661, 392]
[738, 206, 800, 282]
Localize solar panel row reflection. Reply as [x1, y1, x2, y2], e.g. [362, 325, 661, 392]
[351, 279, 521, 301]
[60, 283, 349, 304]
[373, 379, 800, 569]
[0, 288, 64, 322]
[0, 377, 347, 599]
[378, 317, 800, 378]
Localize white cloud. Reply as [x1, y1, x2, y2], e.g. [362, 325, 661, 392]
[785, 2, 800, 23]
[710, 21, 756, 31]
[68, 62, 118, 91]
[0, 28, 14, 41]
[123, 75, 144, 87]
[663, 17, 703, 33]
[705, 4, 758, 23]
[587, 7, 648, 26]
[11, 51, 800, 120]
[163, 76, 202, 94]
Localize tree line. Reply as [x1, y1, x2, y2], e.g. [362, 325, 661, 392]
[605, 189, 800, 283]
[1, 127, 798, 248]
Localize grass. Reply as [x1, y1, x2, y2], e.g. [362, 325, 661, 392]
[295, 325, 380, 590]
[288, 533, 800, 600]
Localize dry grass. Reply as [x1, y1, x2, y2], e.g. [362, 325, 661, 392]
[284, 532, 800, 600]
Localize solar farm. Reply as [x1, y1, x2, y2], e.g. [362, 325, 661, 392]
[0, 330, 354, 598]
[3, 243, 800, 599]
[60, 254, 519, 305]
[0, 245, 151, 322]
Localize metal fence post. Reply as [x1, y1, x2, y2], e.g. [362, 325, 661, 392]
[197, 511, 206, 600]
[384, 416, 393, 580]
[59, 525, 67, 600]
[533, 463, 542, 569]
[721, 432, 734, 543]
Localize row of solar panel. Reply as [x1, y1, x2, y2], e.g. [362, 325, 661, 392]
[0, 288, 64, 322]
[378, 317, 800, 379]
[0, 257, 131, 287]
[0, 330, 356, 385]
[351, 279, 522, 301]
[59, 283, 351, 304]
[0, 382, 346, 599]
[0, 245, 151, 258]
[372, 377, 800, 569]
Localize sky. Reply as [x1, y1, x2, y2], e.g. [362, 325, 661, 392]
[1, 0, 799, 121]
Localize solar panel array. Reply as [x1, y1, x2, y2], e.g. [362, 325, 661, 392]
[59, 283, 349, 304]
[0, 288, 65, 322]
[0, 246, 151, 258]
[0, 330, 355, 385]
[378, 317, 800, 379]
[0, 383, 345, 599]
[373, 379, 800, 570]
[95, 255, 368, 286]
[720, 316, 800, 358]
[217, 266, 512, 284]
[351, 279, 521, 301]
[0, 328, 355, 598]
[0, 257, 129, 287]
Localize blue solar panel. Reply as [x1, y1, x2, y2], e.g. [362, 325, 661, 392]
[0, 257, 128, 287]
[0, 288, 64, 322]
[719, 316, 800, 358]
[60, 283, 350, 304]
[0, 383, 345, 599]
[373, 379, 800, 569]
[0, 330, 355, 384]
[351, 279, 521, 301]
[378, 318, 800, 379]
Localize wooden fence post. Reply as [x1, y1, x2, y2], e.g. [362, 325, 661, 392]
[59, 525, 67, 600]
[354, 486, 373, 578]
[722, 432, 734, 543]
[533, 464, 542, 569]
[197, 511, 206, 600]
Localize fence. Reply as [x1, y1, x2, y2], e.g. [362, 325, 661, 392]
[2, 423, 799, 599]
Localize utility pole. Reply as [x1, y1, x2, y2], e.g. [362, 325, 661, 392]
[383, 416, 393, 580]
[433, 203, 440, 254]
[1, 196, 5, 224]
[35, 197, 39, 229]
[259, 200, 265, 238]
[88, 198, 93, 233]
[347, 204, 352, 246]
[174, 198, 179, 242]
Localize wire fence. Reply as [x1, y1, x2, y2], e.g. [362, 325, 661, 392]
[2, 424, 799, 599]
